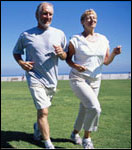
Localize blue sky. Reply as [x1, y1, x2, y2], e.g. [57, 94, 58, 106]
[1, 1, 131, 76]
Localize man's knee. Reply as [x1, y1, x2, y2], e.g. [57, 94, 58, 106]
[37, 108, 48, 119]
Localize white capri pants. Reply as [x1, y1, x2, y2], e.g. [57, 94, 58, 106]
[70, 75, 101, 132]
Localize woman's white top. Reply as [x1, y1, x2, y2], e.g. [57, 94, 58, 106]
[70, 33, 109, 79]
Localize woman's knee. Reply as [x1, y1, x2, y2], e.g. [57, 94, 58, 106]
[86, 106, 101, 115]
[92, 107, 101, 115]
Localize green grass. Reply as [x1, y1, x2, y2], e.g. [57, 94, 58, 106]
[1, 80, 131, 149]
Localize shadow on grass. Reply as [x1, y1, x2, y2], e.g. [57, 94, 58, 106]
[1, 130, 74, 149]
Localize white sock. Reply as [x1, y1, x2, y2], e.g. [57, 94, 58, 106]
[44, 139, 53, 146]
[72, 131, 79, 136]
[84, 137, 91, 142]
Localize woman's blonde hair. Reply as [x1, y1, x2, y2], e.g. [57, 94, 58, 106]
[80, 9, 97, 24]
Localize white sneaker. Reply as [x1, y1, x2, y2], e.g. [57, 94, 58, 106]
[70, 132, 82, 145]
[44, 140, 55, 149]
[82, 138, 94, 149]
[33, 122, 41, 141]
[45, 144, 55, 149]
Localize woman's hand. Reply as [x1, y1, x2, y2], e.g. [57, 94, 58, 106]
[75, 64, 87, 72]
[104, 46, 122, 65]
[113, 45, 122, 55]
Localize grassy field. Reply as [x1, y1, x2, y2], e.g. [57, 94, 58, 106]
[1, 80, 131, 149]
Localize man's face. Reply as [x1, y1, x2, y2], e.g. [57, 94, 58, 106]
[38, 4, 54, 29]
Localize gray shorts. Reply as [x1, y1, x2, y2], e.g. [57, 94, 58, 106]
[28, 83, 56, 110]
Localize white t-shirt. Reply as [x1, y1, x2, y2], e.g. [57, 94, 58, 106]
[70, 33, 109, 79]
[13, 26, 67, 88]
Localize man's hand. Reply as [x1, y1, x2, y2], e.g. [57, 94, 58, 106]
[19, 61, 35, 71]
[53, 45, 67, 60]
[53, 45, 63, 56]
[13, 54, 35, 71]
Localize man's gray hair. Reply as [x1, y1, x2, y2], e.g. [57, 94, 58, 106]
[35, 2, 54, 21]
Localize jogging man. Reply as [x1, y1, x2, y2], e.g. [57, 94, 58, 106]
[13, 2, 67, 149]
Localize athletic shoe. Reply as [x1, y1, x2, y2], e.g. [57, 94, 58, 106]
[33, 122, 41, 141]
[45, 143, 55, 149]
[44, 140, 55, 149]
[70, 132, 82, 145]
[82, 138, 94, 149]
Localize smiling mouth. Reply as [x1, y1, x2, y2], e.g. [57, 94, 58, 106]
[89, 22, 96, 25]
[41, 19, 51, 24]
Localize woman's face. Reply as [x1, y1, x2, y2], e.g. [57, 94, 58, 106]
[82, 14, 97, 30]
